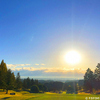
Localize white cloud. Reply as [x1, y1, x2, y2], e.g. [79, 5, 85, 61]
[7, 64, 31, 68]
[7, 64, 16, 68]
[41, 63, 45, 65]
[35, 64, 39, 65]
[22, 67, 47, 71]
[11, 66, 85, 75]
[11, 68, 22, 71]
[44, 67, 85, 74]
[22, 67, 31, 70]
[12, 67, 85, 79]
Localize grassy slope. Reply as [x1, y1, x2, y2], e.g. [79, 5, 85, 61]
[0, 90, 100, 100]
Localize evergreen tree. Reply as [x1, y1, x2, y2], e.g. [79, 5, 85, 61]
[67, 85, 74, 93]
[0, 60, 7, 89]
[0, 60, 7, 72]
[31, 78, 34, 87]
[26, 77, 31, 89]
[38, 84, 44, 91]
[84, 68, 94, 93]
[94, 63, 100, 80]
[93, 63, 100, 89]
[16, 72, 22, 89]
[23, 79, 27, 89]
[34, 79, 38, 85]
[6, 69, 15, 94]
[43, 85, 48, 92]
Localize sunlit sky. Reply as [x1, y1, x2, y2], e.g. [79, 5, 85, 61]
[0, 0, 100, 79]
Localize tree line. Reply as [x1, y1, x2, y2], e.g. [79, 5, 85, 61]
[1, 59, 100, 94]
[0, 60, 48, 93]
[44, 81, 79, 93]
[0, 60, 82, 94]
[0, 60, 16, 94]
[84, 63, 100, 93]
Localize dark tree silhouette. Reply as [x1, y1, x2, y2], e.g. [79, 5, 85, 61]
[94, 63, 100, 80]
[26, 77, 31, 89]
[84, 68, 94, 93]
[67, 85, 73, 93]
[23, 79, 27, 89]
[16, 72, 22, 89]
[38, 84, 44, 91]
[43, 85, 48, 92]
[31, 78, 35, 86]
[34, 79, 39, 85]
[6, 69, 15, 94]
[0, 60, 7, 89]
[93, 63, 100, 90]
[31, 85, 39, 93]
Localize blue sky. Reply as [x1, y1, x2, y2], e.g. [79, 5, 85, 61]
[1, 0, 100, 79]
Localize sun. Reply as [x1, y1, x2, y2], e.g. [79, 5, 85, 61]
[65, 51, 81, 65]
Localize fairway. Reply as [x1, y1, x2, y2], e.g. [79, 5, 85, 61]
[0, 90, 100, 100]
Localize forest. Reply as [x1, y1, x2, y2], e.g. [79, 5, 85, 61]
[0, 60, 100, 94]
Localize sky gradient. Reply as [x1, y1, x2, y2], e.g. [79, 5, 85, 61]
[0, 0, 100, 79]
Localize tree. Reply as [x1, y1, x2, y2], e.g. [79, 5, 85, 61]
[84, 68, 94, 93]
[31, 85, 39, 93]
[93, 63, 100, 90]
[23, 79, 27, 89]
[26, 77, 31, 89]
[94, 63, 100, 80]
[6, 69, 15, 94]
[67, 85, 74, 93]
[44, 82, 63, 91]
[43, 85, 48, 92]
[0, 60, 7, 89]
[34, 79, 38, 85]
[0, 60, 7, 72]
[38, 84, 44, 91]
[31, 78, 35, 86]
[16, 72, 22, 89]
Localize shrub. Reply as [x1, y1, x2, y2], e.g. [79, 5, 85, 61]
[31, 85, 39, 93]
[38, 84, 44, 91]
[43, 85, 48, 92]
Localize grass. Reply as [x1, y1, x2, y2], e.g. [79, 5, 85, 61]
[0, 90, 100, 100]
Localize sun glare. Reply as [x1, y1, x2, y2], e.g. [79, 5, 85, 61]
[65, 51, 81, 65]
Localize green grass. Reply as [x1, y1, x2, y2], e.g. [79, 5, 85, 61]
[0, 90, 100, 100]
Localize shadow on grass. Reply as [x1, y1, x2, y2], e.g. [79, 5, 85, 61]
[2, 97, 10, 99]
[0, 90, 3, 92]
[14, 89, 30, 92]
[23, 89, 30, 92]
[14, 89, 22, 92]
[0, 89, 6, 92]
[22, 93, 27, 95]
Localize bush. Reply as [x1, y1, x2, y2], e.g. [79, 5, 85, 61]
[38, 84, 44, 91]
[43, 85, 48, 92]
[31, 85, 39, 93]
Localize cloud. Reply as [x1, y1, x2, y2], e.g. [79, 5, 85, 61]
[7, 64, 85, 78]
[21, 67, 47, 71]
[11, 67, 85, 73]
[22, 67, 46, 71]
[7, 64, 31, 68]
[35, 64, 39, 65]
[44, 67, 85, 74]
[12, 67, 85, 79]
[11, 66, 85, 76]
[41, 63, 45, 65]
[35, 63, 45, 65]
[11, 68, 22, 71]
